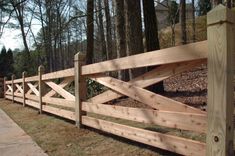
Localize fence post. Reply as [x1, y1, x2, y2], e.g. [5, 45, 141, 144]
[11, 75, 15, 103]
[22, 72, 27, 107]
[38, 65, 45, 114]
[74, 52, 86, 128]
[4, 77, 7, 99]
[207, 5, 234, 156]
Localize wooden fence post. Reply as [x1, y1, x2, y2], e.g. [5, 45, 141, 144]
[207, 5, 234, 156]
[74, 52, 86, 128]
[4, 77, 7, 99]
[11, 75, 15, 103]
[38, 65, 45, 114]
[22, 72, 27, 107]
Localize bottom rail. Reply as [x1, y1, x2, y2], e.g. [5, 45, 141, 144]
[82, 116, 206, 156]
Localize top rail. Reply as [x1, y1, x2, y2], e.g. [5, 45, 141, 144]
[25, 75, 38, 82]
[81, 40, 208, 75]
[42, 68, 74, 81]
[14, 78, 23, 83]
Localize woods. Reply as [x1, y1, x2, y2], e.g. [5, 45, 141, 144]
[0, 1, 233, 78]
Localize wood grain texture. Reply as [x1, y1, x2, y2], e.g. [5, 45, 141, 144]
[91, 75, 204, 114]
[7, 85, 12, 92]
[42, 97, 75, 108]
[25, 75, 38, 82]
[44, 77, 74, 98]
[89, 60, 206, 105]
[42, 105, 75, 121]
[74, 52, 86, 128]
[15, 84, 23, 94]
[14, 78, 23, 83]
[11, 75, 15, 103]
[22, 72, 27, 107]
[82, 41, 207, 75]
[42, 68, 74, 81]
[82, 102, 206, 133]
[38, 65, 45, 114]
[27, 83, 39, 96]
[82, 116, 206, 156]
[26, 83, 38, 95]
[206, 5, 235, 156]
[45, 81, 75, 101]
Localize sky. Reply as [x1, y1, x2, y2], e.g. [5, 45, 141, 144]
[0, 0, 191, 51]
[0, 17, 41, 51]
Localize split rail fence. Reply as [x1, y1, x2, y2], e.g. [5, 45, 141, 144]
[2, 5, 235, 156]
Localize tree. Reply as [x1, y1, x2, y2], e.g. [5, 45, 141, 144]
[114, 0, 128, 80]
[125, 0, 144, 79]
[168, 1, 179, 46]
[192, 0, 196, 42]
[104, 0, 113, 60]
[6, 48, 14, 76]
[0, 47, 14, 78]
[86, 0, 94, 64]
[0, 47, 7, 77]
[198, 0, 211, 15]
[9, 0, 30, 56]
[180, 0, 187, 44]
[143, 0, 164, 93]
[97, 0, 107, 60]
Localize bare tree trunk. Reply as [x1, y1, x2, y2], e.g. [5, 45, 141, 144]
[125, 0, 144, 79]
[104, 0, 113, 60]
[143, 0, 164, 93]
[143, 0, 160, 52]
[180, 0, 187, 44]
[111, 0, 117, 59]
[227, 0, 232, 8]
[86, 0, 94, 64]
[192, 0, 196, 42]
[10, 0, 30, 58]
[97, 0, 107, 60]
[114, 0, 128, 81]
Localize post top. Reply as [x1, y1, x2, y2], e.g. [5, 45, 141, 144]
[207, 4, 235, 26]
[11, 74, 15, 79]
[4, 77, 7, 80]
[38, 65, 45, 72]
[74, 52, 86, 61]
[22, 71, 27, 76]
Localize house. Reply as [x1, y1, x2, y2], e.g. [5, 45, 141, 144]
[155, 0, 194, 30]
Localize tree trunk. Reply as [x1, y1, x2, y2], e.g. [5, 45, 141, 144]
[192, 0, 196, 42]
[211, 0, 222, 8]
[86, 0, 94, 64]
[180, 0, 187, 45]
[104, 0, 113, 60]
[114, 0, 128, 81]
[97, 0, 107, 60]
[125, 0, 144, 79]
[143, 0, 164, 93]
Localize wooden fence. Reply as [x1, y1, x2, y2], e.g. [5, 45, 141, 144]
[2, 5, 235, 156]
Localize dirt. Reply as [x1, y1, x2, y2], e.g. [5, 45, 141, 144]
[112, 64, 208, 112]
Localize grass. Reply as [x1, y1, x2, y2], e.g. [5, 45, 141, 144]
[0, 99, 187, 156]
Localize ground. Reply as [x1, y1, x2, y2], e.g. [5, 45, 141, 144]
[0, 99, 187, 156]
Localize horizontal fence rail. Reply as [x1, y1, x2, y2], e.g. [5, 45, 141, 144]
[2, 5, 235, 156]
